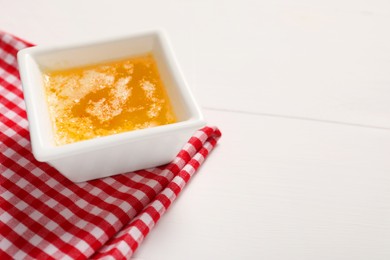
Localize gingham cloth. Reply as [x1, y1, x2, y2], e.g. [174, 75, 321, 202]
[0, 32, 221, 259]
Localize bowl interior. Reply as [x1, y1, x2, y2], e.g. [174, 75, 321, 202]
[23, 32, 199, 148]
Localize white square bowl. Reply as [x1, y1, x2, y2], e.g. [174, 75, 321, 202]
[17, 30, 205, 182]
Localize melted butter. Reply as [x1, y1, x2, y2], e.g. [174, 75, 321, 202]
[43, 53, 177, 145]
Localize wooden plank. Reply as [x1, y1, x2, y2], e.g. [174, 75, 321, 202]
[134, 109, 390, 259]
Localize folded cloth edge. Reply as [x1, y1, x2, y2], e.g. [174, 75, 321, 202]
[92, 126, 221, 259]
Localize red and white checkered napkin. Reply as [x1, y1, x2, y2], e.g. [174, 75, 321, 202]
[0, 32, 221, 259]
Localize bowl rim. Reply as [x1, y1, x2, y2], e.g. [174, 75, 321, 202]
[17, 30, 205, 162]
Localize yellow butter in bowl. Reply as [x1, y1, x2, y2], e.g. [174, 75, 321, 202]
[43, 53, 176, 145]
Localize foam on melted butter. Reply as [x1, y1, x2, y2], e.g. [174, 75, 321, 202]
[43, 53, 176, 145]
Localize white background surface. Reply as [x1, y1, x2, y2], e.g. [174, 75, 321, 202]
[1, 0, 390, 259]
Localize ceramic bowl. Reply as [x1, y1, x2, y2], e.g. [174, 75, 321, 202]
[17, 30, 205, 182]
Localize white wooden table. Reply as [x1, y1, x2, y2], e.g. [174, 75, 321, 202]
[2, 1, 390, 259]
